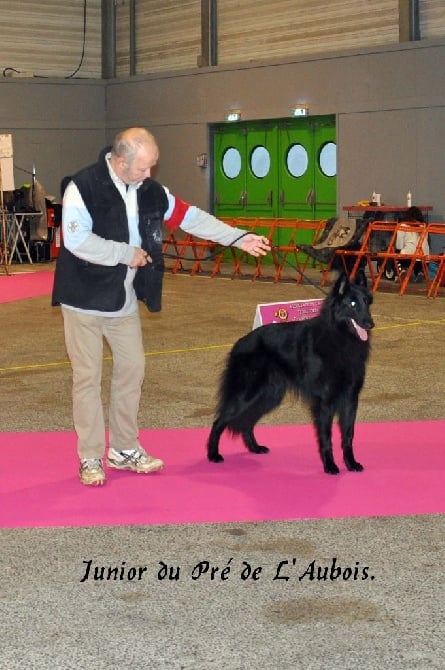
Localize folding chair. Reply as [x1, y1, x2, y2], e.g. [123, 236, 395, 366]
[210, 218, 237, 277]
[220, 218, 265, 280]
[321, 220, 377, 284]
[249, 219, 278, 281]
[373, 221, 428, 295]
[428, 256, 445, 297]
[162, 230, 195, 274]
[189, 238, 218, 276]
[275, 218, 326, 283]
[318, 217, 371, 285]
[420, 223, 445, 298]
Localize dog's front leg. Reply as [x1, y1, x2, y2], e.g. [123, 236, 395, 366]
[338, 400, 364, 472]
[311, 403, 339, 474]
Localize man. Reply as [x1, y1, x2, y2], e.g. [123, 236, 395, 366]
[52, 127, 270, 486]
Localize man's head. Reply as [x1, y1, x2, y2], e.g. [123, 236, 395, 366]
[110, 127, 159, 185]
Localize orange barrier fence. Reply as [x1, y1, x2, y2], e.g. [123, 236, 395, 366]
[162, 217, 445, 296]
[162, 217, 327, 283]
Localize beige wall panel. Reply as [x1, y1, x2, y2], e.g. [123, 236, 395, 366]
[217, 0, 400, 65]
[121, 0, 201, 75]
[421, 0, 445, 39]
[0, 0, 101, 79]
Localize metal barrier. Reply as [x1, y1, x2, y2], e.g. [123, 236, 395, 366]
[162, 217, 327, 282]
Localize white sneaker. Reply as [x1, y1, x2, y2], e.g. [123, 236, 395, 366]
[79, 458, 106, 486]
[107, 447, 164, 474]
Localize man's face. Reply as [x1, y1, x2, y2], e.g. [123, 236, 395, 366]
[117, 141, 159, 185]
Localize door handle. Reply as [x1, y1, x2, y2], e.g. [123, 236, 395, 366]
[306, 188, 316, 206]
[214, 192, 220, 206]
[267, 190, 273, 206]
[239, 191, 247, 206]
[279, 189, 285, 205]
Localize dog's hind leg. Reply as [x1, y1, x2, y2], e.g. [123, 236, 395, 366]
[241, 428, 270, 455]
[207, 418, 227, 463]
[311, 401, 339, 474]
[338, 396, 364, 472]
[239, 384, 287, 455]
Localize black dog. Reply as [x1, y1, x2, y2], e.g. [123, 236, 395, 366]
[207, 271, 374, 474]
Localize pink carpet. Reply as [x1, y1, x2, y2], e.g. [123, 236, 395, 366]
[0, 270, 54, 303]
[1, 421, 443, 528]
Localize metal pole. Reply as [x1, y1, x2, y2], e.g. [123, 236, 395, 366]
[129, 0, 136, 76]
[210, 0, 217, 66]
[199, 0, 217, 67]
[102, 0, 116, 79]
[409, 0, 420, 41]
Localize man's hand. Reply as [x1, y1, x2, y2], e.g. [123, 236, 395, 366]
[129, 247, 152, 268]
[239, 234, 271, 257]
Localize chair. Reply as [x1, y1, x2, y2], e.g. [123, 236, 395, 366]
[373, 221, 428, 295]
[275, 218, 327, 283]
[189, 238, 218, 276]
[320, 219, 379, 285]
[250, 219, 278, 281]
[162, 230, 191, 273]
[420, 223, 445, 297]
[218, 218, 275, 281]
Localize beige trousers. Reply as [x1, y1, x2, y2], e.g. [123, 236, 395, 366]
[62, 307, 146, 460]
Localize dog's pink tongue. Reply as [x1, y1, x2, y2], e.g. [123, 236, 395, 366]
[352, 319, 368, 341]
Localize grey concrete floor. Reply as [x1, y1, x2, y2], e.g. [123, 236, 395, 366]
[1, 265, 444, 669]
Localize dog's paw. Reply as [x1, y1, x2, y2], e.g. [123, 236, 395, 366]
[250, 445, 270, 455]
[346, 460, 364, 472]
[208, 453, 225, 463]
[324, 462, 340, 475]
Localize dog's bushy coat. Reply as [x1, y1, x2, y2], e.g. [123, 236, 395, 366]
[207, 271, 374, 474]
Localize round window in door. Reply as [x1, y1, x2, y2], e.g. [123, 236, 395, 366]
[250, 145, 271, 179]
[286, 143, 308, 178]
[222, 147, 242, 179]
[319, 141, 337, 177]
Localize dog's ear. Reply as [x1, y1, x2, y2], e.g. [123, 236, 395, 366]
[354, 269, 368, 288]
[332, 272, 350, 296]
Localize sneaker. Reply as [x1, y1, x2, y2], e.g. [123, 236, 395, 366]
[79, 458, 106, 486]
[107, 447, 164, 474]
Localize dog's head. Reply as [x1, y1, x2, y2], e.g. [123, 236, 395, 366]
[327, 270, 374, 341]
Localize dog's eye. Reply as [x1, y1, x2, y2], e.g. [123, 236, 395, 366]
[351, 300, 356, 308]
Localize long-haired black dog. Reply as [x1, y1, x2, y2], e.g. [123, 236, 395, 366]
[207, 271, 374, 474]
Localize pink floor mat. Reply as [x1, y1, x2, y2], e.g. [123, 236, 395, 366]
[1, 421, 443, 529]
[0, 270, 54, 303]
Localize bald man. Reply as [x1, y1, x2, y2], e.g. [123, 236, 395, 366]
[52, 127, 270, 486]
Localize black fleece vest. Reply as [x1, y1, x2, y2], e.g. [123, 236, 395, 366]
[52, 148, 168, 313]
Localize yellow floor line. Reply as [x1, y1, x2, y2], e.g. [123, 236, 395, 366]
[375, 318, 445, 331]
[0, 344, 233, 373]
[1, 319, 444, 374]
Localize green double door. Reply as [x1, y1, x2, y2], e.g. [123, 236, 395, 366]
[213, 115, 337, 222]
